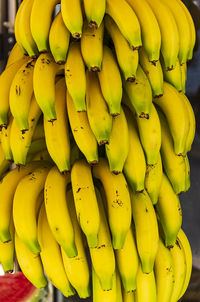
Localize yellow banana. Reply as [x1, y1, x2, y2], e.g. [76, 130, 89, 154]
[6, 43, 25, 68]
[154, 238, 175, 302]
[123, 106, 146, 192]
[180, 63, 187, 94]
[185, 155, 190, 192]
[83, 0, 105, 28]
[0, 143, 10, 179]
[86, 71, 112, 145]
[123, 290, 136, 302]
[33, 53, 62, 122]
[139, 47, 163, 97]
[105, 15, 138, 82]
[156, 173, 182, 247]
[38, 203, 75, 297]
[65, 42, 86, 112]
[45, 166, 77, 257]
[14, 0, 29, 55]
[61, 0, 83, 39]
[161, 57, 182, 92]
[1, 115, 13, 160]
[93, 158, 132, 250]
[97, 45, 122, 115]
[32, 120, 44, 141]
[154, 82, 190, 155]
[116, 269, 123, 302]
[130, 189, 159, 273]
[61, 189, 90, 299]
[81, 21, 104, 71]
[66, 90, 98, 164]
[135, 264, 157, 302]
[44, 78, 70, 173]
[106, 0, 142, 50]
[13, 164, 51, 254]
[49, 12, 70, 64]
[30, 0, 60, 52]
[0, 218, 14, 273]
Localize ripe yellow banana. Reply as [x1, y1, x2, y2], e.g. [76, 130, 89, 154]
[32, 120, 44, 141]
[123, 290, 136, 302]
[15, 232, 47, 288]
[123, 106, 146, 192]
[0, 143, 10, 179]
[49, 12, 70, 64]
[66, 91, 98, 164]
[0, 218, 14, 273]
[185, 155, 190, 192]
[106, 0, 142, 50]
[116, 269, 123, 302]
[38, 203, 75, 297]
[83, 0, 105, 28]
[1, 115, 13, 160]
[154, 238, 175, 302]
[14, 0, 29, 55]
[81, 21, 104, 71]
[61, 0, 83, 39]
[65, 42, 86, 112]
[180, 63, 187, 94]
[156, 173, 182, 247]
[30, 0, 60, 52]
[44, 78, 71, 172]
[86, 71, 112, 145]
[154, 82, 190, 155]
[105, 15, 138, 82]
[139, 47, 163, 97]
[93, 158, 132, 250]
[130, 189, 159, 273]
[33, 53, 62, 122]
[6, 43, 25, 68]
[161, 57, 182, 92]
[124, 65, 152, 119]
[105, 106, 129, 174]
[61, 189, 90, 299]
[97, 45, 122, 115]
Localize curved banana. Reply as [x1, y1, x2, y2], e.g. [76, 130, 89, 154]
[61, 189, 90, 299]
[30, 0, 60, 52]
[65, 42, 86, 112]
[32, 120, 44, 141]
[123, 290, 136, 302]
[83, 0, 105, 28]
[105, 107, 129, 174]
[106, 0, 142, 50]
[14, 0, 29, 55]
[0, 218, 14, 273]
[185, 155, 190, 192]
[1, 115, 13, 160]
[67, 90, 98, 164]
[49, 12, 70, 64]
[0, 143, 10, 179]
[38, 203, 75, 297]
[6, 43, 25, 68]
[180, 63, 187, 94]
[44, 78, 70, 172]
[97, 45, 122, 115]
[105, 15, 138, 82]
[93, 158, 132, 250]
[139, 47, 163, 98]
[116, 269, 123, 302]
[161, 57, 182, 92]
[135, 264, 157, 302]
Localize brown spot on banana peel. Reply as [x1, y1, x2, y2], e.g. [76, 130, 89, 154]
[15, 85, 21, 96]
[89, 21, 98, 29]
[72, 33, 82, 39]
[150, 60, 158, 66]
[99, 139, 109, 146]
[90, 66, 100, 72]
[56, 60, 65, 65]
[88, 160, 98, 165]
[139, 112, 149, 119]
[132, 45, 142, 51]
[154, 94, 163, 98]
[126, 77, 135, 83]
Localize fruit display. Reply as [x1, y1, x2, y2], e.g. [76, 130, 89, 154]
[0, 0, 196, 301]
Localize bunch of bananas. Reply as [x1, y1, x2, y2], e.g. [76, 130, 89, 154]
[0, 0, 196, 301]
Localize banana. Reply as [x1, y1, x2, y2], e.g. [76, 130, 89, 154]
[30, 0, 60, 52]
[123, 65, 152, 119]
[14, 0, 29, 55]
[123, 106, 146, 192]
[61, 189, 90, 298]
[1, 115, 13, 160]
[15, 232, 47, 289]
[0, 143, 10, 179]
[66, 90, 98, 164]
[123, 291, 136, 302]
[10, 94, 42, 165]
[83, 0, 105, 28]
[38, 203, 75, 297]
[71, 159, 100, 248]
[185, 155, 190, 192]
[105, 106, 129, 174]
[81, 21, 104, 71]
[139, 47, 163, 97]
[61, 0, 83, 39]
[105, 15, 138, 82]
[97, 45, 122, 116]
[135, 264, 157, 302]
[106, 0, 142, 50]
[156, 174, 182, 247]
[158, 110, 186, 194]
[31, 150, 52, 162]
[93, 158, 132, 250]
[28, 139, 47, 156]
[6, 43, 25, 68]
[32, 120, 44, 141]
[161, 57, 182, 92]
[49, 12, 70, 64]
[86, 71, 112, 145]
[9, 58, 36, 132]
[13, 164, 51, 254]
[177, 229, 192, 299]
[169, 238, 187, 302]
[126, 0, 161, 63]
[161, 0, 191, 64]
[33, 53, 62, 122]
[115, 226, 139, 292]
[154, 238, 175, 302]
[65, 42, 86, 112]
[44, 78, 71, 172]
[130, 189, 159, 273]
[45, 166, 77, 258]
[154, 82, 190, 155]
[0, 56, 28, 127]
[0, 218, 14, 273]
[180, 63, 187, 94]
[89, 188, 115, 291]
[116, 269, 123, 302]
